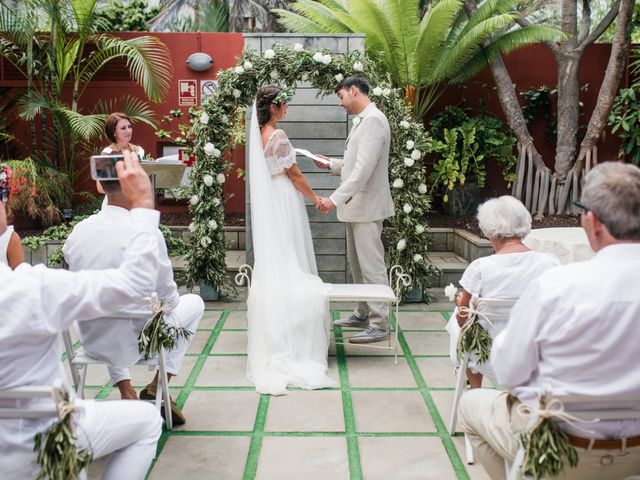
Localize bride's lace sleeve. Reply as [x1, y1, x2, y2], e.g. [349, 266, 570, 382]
[272, 130, 297, 170]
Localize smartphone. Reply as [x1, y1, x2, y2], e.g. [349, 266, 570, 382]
[90, 155, 124, 181]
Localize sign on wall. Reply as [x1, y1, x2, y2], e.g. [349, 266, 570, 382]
[201, 80, 218, 99]
[179, 80, 198, 106]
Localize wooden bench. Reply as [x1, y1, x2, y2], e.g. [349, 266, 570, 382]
[235, 264, 411, 365]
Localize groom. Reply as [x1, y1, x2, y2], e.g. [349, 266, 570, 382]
[316, 75, 394, 343]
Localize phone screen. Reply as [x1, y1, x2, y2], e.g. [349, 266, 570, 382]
[91, 155, 124, 181]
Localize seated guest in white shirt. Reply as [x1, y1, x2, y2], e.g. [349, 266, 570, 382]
[458, 162, 640, 480]
[63, 176, 204, 426]
[0, 151, 162, 479]
[447, 195, 559, 388]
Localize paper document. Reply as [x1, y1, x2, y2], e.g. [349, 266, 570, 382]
[294, 148, 339, 166]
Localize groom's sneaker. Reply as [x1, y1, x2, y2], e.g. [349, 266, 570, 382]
[333, 314, 369, 329]
[348, 327, 390, 344]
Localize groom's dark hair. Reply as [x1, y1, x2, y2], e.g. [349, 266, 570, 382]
[335, 75, 369, 95]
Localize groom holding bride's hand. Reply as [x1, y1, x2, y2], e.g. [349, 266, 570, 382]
[313, 75, 394, 343]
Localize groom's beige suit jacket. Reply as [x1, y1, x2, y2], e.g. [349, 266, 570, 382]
[329, 103, 394, 223]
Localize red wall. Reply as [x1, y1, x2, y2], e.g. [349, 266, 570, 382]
[430, 43, 628, 198]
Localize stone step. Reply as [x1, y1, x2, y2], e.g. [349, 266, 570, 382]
[171, 250, 246, 273]
[426, 251, 469, 288]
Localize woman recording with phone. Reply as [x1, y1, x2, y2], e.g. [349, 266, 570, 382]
[102, 112, 146, 160]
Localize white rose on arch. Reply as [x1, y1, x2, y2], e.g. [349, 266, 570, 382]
[397, 239, 407, 251]
[216, 173, 226, 184]
[199, 112, 209, 125]
[293, 43, 304, 52]
[418, 183, 428, 194]
[270, 70, 279, 79]
[312, 52, 324, 62]
[188, 222, 196, 232]
[264, 49, 275, 59]
[353, 61, 364, 71]
[400, 120, 410, 129]
[382, 88, 390, 97]
[234, 66, 244, 75]
[203, 174, 214, 187]
[200, 236, 212, 248]
[212, 197, 221, 207]
[372, 86, 383, 96]
[413, 254, 423, 262]
[243, 60, 253, 69]
[415, 224, 425, 234]
[404, 157, 415, 167]
[190, 195, 199, 205]
[405, 140, 414, 150]
[392, 178, 404, 188]
[322, 54, 332, 65]
[204, 142, 216, 156]
[334, 73, 344, 82]
[411, 149, 422, 160]
[233, 89, 241, 99]
[403, 203, 413, 214]
[208, 220, 218, 230]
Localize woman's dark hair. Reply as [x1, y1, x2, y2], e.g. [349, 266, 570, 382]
[256, 85, 282, 126]
[334, 75, 370, 95]
[105, 112, 131, 143]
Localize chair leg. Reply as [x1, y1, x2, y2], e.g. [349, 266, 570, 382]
[394, 300, 399, 365]
[75, 364, 88, 400]
[158, 349, 172, 430]
[464, 433, 474, 464]
[448, 353, 470, 435]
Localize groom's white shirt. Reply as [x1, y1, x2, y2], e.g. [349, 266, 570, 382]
[329, 103, 394, 223]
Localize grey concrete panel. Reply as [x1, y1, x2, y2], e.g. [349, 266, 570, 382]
[260, 36, 349, 52]
[291, 88, 337, 106]
[281, 122, 346, 139]
[310, 222, 346, 239]
[316, 255, 346, 271]
[306, 204, 338, 222]
[286, 105, 346, 123]
[318, 271, 347, 283]
[305, 172, 341, 189]
[293, 139, 346, 156]
[313, 238, 346, 255]
[243, 36, 261, 52]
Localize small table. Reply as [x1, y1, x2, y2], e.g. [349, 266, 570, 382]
[141, 161, 186, 209]
[523, 227, 594, 264]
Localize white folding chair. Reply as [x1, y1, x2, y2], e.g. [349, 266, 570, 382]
[61, 325, 173, 430]
[506, 392, 640, 480]
[449, 296, 518, 464]
[0, 381, 88, 479]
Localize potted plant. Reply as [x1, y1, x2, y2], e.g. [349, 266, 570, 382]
[427, 106, 517, 215]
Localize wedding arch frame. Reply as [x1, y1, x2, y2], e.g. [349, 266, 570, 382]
[185, 43, 436, 299]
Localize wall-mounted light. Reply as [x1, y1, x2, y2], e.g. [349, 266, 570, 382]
[186, 52, 213, 72]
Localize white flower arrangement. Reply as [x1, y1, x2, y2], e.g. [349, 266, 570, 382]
[372, 86, 383, 96]
[312, 52, 324, 62]
[403, 203, 413, 214]
[353, 61, 364, 71]
[397, 239, 406, 251]
[418, 183, 428, 194]
[188, 222, 196, 232]
[382, 88, 391, 97]
[293, 43, 304, 52]
[212, 197, 221, 207]
[234, 66, 244, 75]
[335, 73, 344, 82]
[203, 174, 214, 187]
[243, 61, 253, 69]
[190, 195, 199, 205]
[264, 49, 275, 59]
[405, 140, 415, 150]
[404, 157, 415, 167]
[200, 236, 212, 247]
[322, 54, 332, 65]
[415, 225, 425, 234]
[204, 143, 216, 156]
[411, 149, 422, 160]
[233, 89, 241, 99]
[208, 220, 218, 230]
[199, 112, 209, 125]
[444, 283, 458, 302]
[393, 178, 404, 188]
[413, 254, 423, 262]
[400, 120, 410, 129]
[216, 173, 226, 184]
[270, 70, 279, 79]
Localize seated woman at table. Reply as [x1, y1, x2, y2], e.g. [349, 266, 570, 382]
[102, 112, 145, 159]
[446, 195, 560, 388]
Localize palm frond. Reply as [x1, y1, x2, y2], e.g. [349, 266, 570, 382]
[458, 0, 521, 38]
[279, 0, 353, 33]
[61, 109, 105, 141]
[79, 35, 173, 103]
[94, 95, 159, 129]
[385, 0, 420, 82]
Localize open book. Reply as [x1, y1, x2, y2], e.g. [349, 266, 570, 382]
[294, 148, 340, 166]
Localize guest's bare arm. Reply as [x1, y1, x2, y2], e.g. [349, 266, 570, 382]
[7, 231, 24, 269]
[455, 291, 472, 327]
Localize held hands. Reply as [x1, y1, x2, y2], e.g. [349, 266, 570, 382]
[315, 196, 335, 215]
[116, 150, 154, 209]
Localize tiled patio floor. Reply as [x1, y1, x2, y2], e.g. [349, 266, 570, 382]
[77, 296, 490, 480]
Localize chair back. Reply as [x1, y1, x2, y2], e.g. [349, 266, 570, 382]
[469, 296, 518, 338]
[0, 382, 64, 419]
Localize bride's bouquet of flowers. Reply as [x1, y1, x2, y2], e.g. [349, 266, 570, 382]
[0, 162, 11, 202]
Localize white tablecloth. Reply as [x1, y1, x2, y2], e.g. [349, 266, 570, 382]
[523, 227, 594, 264]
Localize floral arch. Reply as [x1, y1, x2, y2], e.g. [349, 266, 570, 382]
[186, 43, 437, 298]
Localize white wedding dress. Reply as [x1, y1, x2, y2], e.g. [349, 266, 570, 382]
[246, 104, 336, 395]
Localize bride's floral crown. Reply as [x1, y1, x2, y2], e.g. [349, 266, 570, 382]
[272, 86, 294, 105]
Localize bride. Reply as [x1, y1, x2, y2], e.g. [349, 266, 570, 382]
[246, 85, 336, 395]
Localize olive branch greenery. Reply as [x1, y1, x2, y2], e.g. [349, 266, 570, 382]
[33, 389, 92, 480]
[456, 307, 492, 364]
[137, 299, 193, 360]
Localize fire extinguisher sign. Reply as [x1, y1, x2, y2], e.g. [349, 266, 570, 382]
[178, 80, 198, 106]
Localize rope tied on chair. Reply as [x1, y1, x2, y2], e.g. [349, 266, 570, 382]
[515, 396, 597, 479]
[34, 386, 93, 480]
[138, 293, 193, 360]
[456, 305, 495, 364]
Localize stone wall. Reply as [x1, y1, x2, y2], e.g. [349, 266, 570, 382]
[243, 34, 365, 283]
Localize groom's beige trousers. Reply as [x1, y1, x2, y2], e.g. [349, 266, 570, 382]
[347, 220, 389, 330]
[459, 389, 640, 480]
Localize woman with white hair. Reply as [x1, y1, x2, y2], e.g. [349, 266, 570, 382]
[447, 195, 560, 388]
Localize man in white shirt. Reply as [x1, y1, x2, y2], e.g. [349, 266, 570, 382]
[63, 178, 204, 426]
[0, 152, 162, 479]
[458, 162, 640, 480]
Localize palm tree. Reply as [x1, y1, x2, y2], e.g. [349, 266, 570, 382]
[275, 0, 563, 118]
